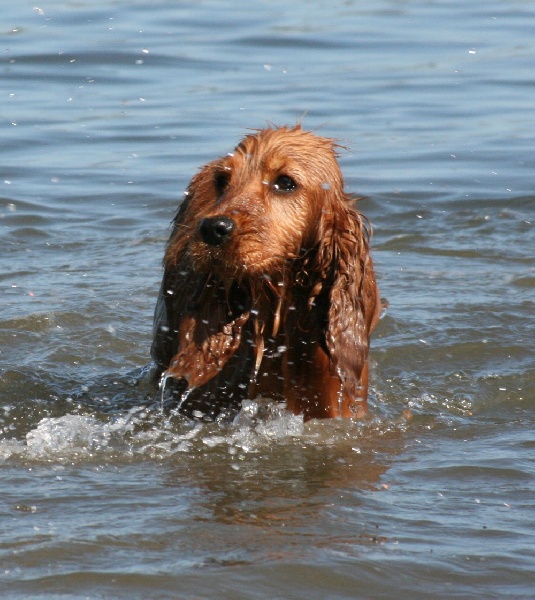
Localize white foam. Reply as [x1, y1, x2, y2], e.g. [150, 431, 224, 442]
[0, 398, 385, 463]
[24, 411, 139, 459]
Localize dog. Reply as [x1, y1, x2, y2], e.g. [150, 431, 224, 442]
[151, 125, 380, 421]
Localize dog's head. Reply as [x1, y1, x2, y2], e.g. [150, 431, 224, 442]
[167, 125, 350, 281]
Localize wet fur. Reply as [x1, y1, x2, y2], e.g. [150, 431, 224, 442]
[152, 125, 380, 420]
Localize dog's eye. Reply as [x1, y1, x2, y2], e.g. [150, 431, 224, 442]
[273, 175, 297, 193]
[214, 171, 230, 196]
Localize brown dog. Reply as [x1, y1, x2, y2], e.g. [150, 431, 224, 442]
[152, 125, 380, 421]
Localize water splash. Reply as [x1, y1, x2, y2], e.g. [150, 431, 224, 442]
[21, 409, 144, 460]
[0, 389, 421, 464]
[159, 372, 195, 412]
[0, 399, 306, 462]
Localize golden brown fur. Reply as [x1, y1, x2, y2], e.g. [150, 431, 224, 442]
[152, 125, 380, 421]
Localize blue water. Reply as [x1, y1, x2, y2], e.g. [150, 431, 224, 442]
[1, 1, 534, 598]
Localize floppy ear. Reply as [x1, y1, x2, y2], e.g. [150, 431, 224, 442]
[151, 167, 219, 373]
[153, 255, 254, 416]
[317, 202, 379, 404]
[151, 197, 196, 373]
[162, 274, 252, 389]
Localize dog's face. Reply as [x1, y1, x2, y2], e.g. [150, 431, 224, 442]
[182, 127, 345, 279]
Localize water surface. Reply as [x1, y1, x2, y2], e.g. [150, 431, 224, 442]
[1, 1, 534, 598]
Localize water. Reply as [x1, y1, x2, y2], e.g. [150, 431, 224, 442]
[1, 1, 534, 598]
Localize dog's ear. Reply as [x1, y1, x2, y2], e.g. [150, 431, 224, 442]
[151, 259, 202, 375]
[151, 164, 217, 373]
[151, 191, 196, 373]
[164, 276, 251, 388]
[152, 251, 253, 385]
[315, 201, 379, 405]
[153, 267, 254, 418]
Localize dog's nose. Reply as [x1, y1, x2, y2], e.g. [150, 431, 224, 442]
[199, 216, 236, 246]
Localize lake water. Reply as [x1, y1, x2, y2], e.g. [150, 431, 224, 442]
[1, 1, 534, 598]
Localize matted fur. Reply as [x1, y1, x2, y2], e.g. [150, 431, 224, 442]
[152, 125, 380, 420]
